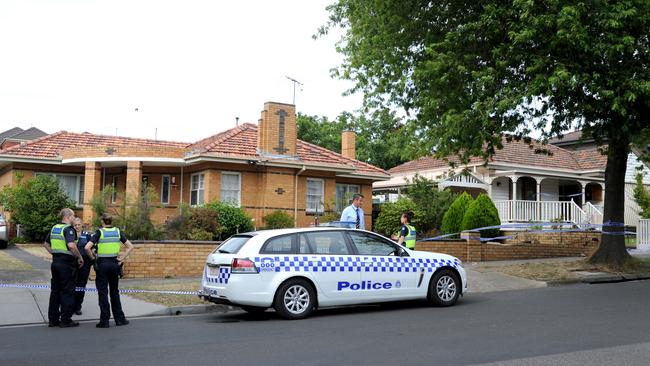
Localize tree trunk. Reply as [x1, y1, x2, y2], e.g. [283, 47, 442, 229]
[588, 132, 631, 268]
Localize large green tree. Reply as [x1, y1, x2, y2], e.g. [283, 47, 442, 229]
[321, 0, 650, 267]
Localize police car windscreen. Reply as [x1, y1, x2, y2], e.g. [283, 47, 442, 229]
[215, 236, 252, 254]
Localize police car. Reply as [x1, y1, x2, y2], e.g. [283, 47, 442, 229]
[198, 228, 467, 319]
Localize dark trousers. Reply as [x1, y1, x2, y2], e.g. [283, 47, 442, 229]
[95, 258, 126, 323]
[48, 255, 78, 324]
[73, 256, 92, 312]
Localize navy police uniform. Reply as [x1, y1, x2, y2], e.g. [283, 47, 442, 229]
[73, 231, 93, 314]
[45, 223, 78, 326]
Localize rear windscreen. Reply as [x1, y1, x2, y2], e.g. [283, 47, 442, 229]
[214, 236, 251, 254]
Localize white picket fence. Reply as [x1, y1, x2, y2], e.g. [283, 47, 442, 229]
[639, 219, 650, 251]
[495, 200, 588, 225]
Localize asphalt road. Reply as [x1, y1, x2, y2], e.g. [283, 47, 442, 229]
[2, 281, 650, 366]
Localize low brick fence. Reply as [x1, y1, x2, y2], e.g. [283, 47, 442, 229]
[121, 241, 220, 278]
[416, 231, 601, 262]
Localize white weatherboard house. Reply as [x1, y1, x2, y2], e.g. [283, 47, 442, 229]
[374, 132, 650, 228]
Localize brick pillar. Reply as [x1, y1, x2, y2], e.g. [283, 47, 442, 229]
[204, 170, 220, 204]
[125, 161, 142, 205]
[82, 162, 102, 224]
[460, 230, 482, 262]
[341, 131, 356, 160]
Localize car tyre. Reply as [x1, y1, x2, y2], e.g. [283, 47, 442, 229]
[0, 241, 7, 250]
[240, 305, 267, 315]
[273, 278, 315, 320]
[428, 269, 460, 307]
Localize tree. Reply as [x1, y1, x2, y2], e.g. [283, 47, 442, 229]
[460, 194, 502, 239]
[633, 172, 650, 219]
[441, 192, 473, 235]
[296, 113, 345, 153]
[374, 198, 424, 238]
[322, 0, 650, 268]
[0, 174, 75, 241]
[405, 174, 456, 234]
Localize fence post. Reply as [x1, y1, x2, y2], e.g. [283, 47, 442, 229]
[460, 230, 482, 262]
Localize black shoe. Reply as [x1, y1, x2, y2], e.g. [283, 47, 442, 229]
[59, 321, 80, 328]
[115, 319, 130, 326]
[48, 322, 60, 327]
[74, 309, 82, 315]
[96, 322, 109, 328]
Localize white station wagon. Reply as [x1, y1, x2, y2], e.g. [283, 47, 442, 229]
[198, 227, 467, 319]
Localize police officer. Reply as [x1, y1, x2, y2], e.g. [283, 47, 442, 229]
[43, 208, 84, 327]
[72, 217, 93, 316]
[85, 213, 133, 328]
[397, 211, 417, 250]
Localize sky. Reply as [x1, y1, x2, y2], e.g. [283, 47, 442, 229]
[0, 0, 360, 143]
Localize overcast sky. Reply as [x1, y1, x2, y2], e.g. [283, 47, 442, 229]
[0, 0, 359, 143]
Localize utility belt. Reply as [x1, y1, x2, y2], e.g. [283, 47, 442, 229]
[52, 253, 76, 262]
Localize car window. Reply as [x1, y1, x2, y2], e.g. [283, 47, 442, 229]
[260, 235, 294, 254]
[215, 236, 251, 254]
[348, 232, 398, 256]
[299, 234, 312, 254]
[305, 231, 350, 255]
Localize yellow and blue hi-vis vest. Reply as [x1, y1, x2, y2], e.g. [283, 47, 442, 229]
[404, 224, 417, 249]
[97, 227, 122, 257]
[50, 224, 73, 255]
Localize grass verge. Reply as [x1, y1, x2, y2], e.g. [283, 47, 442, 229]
[16, 244, 52, 262]
[121, 279, 206, 307]
[0, 251, 33, 270]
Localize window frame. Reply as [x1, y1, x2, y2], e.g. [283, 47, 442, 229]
[220, 171, 241, 207]
[190, 173, 205, 206]
[306, 178, 325, 213]
[335, 184, 361, 212]
[161, 175, 171, 205]
[35, 172, 85, 207]
[111, 176, 118, 204]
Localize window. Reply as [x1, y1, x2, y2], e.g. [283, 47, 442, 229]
[221, 172, 241, 206]
[306, 178, 324, 213]
[190, 173, 205, 206]
[261, 235, 294, 254]
[214, 236, 252, 254]
[161, 175, 171, 204]
[348, 232, 399, 256]
[35, 173, 84, 206]
[299, 234, 312, 254]
[336, 184, 360, 212]
[111, 176, 118, 204]
[304, 231, 350, 255]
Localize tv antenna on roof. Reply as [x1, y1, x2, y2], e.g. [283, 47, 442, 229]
[285, 76, 304, 105]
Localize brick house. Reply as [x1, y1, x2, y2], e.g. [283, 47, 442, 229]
[0, 102, 389, 235]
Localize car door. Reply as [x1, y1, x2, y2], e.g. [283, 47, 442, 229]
[303, 230, 362, 305]
[346, 231, 419, 301]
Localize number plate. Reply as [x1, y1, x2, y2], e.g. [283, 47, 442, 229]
[203, 287, 218, 297]
[208, 265, 220, 277]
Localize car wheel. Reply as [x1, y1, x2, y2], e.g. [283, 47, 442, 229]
[273, 279, 315, 320]
[240, 305, 267, 315]
[0, 240, 7, 250]
[428, 269, 460, 307]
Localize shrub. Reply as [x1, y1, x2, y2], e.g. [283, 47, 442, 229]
[460, 193, 501, 239]
[406, 174, 457, 232]
[263, 210, 294, 229]
[441, 192, 473, 235]
[9, 236, 29, 245]
[374, 198, 424, 238]
[89, 186, 115, 229]
[0, 174, 75, 241]
[114, 185, 164, 240]
[205, 201, 254, 240]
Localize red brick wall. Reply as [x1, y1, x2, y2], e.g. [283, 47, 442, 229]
[121, 241, 220, 278]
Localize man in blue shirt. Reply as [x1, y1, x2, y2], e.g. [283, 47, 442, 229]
[340, 193, 365, 230]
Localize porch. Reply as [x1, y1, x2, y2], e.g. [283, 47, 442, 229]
[494, 200, 603, 225]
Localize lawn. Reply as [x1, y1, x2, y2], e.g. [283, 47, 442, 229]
[0, 251, 33, 270]
[121, 279, 206, 307]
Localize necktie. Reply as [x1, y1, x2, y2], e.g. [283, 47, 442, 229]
[355, 208, 360, 229]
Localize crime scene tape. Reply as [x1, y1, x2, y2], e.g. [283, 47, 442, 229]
[0, 283, 199, 295]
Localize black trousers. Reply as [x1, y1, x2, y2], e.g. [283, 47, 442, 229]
[48, 255, 78, 324]
[95, 257, 126, 323]
[73, 256, 92, 312]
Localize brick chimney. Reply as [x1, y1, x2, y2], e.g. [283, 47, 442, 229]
[257, 102, 297, 157]
[341, 130, 356, 160]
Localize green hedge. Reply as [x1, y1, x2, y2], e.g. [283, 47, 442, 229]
[374, 198, 424, 238]
[263, 210, 295, 229]
[460, 193, 501, 238]
[440, 192, 473, 235]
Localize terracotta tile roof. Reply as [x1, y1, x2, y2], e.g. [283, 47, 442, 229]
[0, 131, 188, 159]
[389, 138, 606, 174]
[189, 123, 388, 176]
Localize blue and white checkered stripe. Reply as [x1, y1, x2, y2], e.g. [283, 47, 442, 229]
[252, 256, 459, 273]
[204, 266, 231, 284]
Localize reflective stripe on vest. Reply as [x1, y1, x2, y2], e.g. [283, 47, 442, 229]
[405, 225, 417, 249]
[50, 224, 73, 255]
[97, 227, 121, 257]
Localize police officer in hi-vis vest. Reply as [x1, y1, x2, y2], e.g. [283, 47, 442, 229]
[397, 211, 417, 250]
[43, 208, 84, 327]
[85, 213, 133, 328]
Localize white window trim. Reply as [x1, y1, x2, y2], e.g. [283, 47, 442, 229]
[161, 175, 171, 205]
[306, 178, 325, 213]
[220, 171, 241, 207]
[190, 173, 205, 206]
[111, 176, 118, 204]
[336, 183, 361, 212]
[35, 172, 85, 207]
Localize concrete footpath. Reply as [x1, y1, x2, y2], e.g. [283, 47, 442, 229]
[1, 246, 649, 327]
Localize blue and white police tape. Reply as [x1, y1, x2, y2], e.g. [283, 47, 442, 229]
[0, 283, 199, 295]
